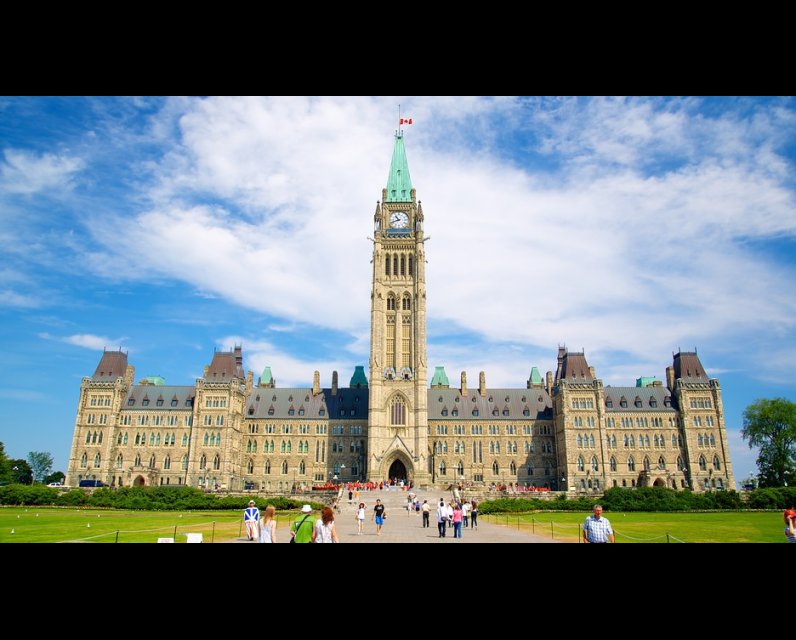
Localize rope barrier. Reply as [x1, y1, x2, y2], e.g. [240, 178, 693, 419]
[613, 530, 669, 541]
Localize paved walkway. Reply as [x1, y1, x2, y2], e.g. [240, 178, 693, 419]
[228, 487, 563, 543]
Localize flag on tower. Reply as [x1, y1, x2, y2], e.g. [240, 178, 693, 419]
[400, 117, 413, 125]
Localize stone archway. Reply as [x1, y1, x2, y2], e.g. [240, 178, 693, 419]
[133, 475, 146, 487]
[381, 452, 413, 484]
[389, 459, 407, 482]
[653, 477, 666, 487]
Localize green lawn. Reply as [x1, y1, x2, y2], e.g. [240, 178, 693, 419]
[0, 507, 302, 543]
[481, 511, 787, 543]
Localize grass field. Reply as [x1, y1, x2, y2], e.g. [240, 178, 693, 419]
[481, 511, 787, 542]
[0, 507, 305, 543]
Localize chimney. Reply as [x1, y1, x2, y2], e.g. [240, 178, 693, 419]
[546, 371, 553, 395]
[666, 366, 675, 391]
[246, 370, 253, 394]
[312, 370, 320, 396]
[589, 366, 595, 379]
[479, 371, 486, 397]
[332, 371, 339, 395]
[460, 371, 468, 397]
[234, 345, 243, 366]
[203, 365, 209, 378]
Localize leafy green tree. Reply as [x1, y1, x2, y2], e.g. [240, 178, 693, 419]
[44, 471, 65, 485]
[8, 459, 33, 484]
[742, 398, 796, 488]
[27, 451, 54, 483]
[0, 442, 10, 482]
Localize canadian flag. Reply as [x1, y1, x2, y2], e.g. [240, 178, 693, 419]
[400, 117, 413, 125]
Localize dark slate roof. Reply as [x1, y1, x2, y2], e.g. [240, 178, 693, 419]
[557, 351, 593, 382]
[427, 388, 552, 420]
[673, 351, 708, 382]
[246, 388, 368, 420]
[603, 386, 675, 412]
[206, 349, 245, 380]
[92, 350, 128, 382]
[123, 385, 195, 410]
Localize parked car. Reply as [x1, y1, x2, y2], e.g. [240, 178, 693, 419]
[47, 482, 63, 487]
[78, 479, 105, 487]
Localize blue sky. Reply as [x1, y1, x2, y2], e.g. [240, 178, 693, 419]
[1, 96, 795, 487]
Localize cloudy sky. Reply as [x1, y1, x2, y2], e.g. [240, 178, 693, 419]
[1, 96, 795, 486]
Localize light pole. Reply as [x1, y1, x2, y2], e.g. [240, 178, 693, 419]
[341, 464, 346, 482]
[561, 476, 566, 492]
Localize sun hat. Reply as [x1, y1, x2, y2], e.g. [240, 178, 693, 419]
[301, 504, 312, 513]
[248, 500, 255, 505]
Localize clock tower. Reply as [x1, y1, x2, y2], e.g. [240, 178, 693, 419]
[367, 130, 430, 487]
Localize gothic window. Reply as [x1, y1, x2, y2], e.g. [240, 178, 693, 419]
[213, 454, 220, 470]
[628, 456, 636, 472]
[149, 455, 156, 469]
[457, 460, 464, 476]
[85, 432, 91, 444]
[610, 457, 617, 472]
[299, 460, 306, 474]
[387, 294, 396, 311]
[408, 255, 413, 275]
[658, 456, 665, 470]
[390, 395, 406, 425]
[135, 454, 141, 467]
[181, 455, 188, 470]
[80, 452, 88, 468]
[247, 459, 254, 474]
[385, 253, 390, 276]
[439, 460, 446, 476]
[400, 254, 405, 275]
[591, 456, 598, 472]
[264, 460, 271, 474]
[116, 454, 123, 469]
[281, 460, 288, 474]
[492, 461, 499, 475]
[712, 455, 721, 471]
[402, 295, 411, 311]
[164, 455, 171, 470]
[393, 254, 398, 276]
[199, 454, 206, 469]
[643, 456, 650, 471]
[577, 435, 583, 447]
[709, 434, 715, 446]
[577, 456, 585, 472]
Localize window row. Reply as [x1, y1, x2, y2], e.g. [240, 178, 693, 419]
[89, 395, 112, 407]
[693, 416, 715, 427]
[123, 414, 192, 426]
[606, 396, 671, 409]
[85, 414, 108, 424]
[697, 433, 717, 447]
[689, 397, 713, 409]
[128, 397, 193, 408]
[204, 396, 228, 408]
[384, 253, 414, 278]
[571, 398, 595, 409]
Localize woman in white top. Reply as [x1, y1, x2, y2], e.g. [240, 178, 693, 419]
[259, 505, 277, 543]
[312, 506, 340, 543]
[356, 502, 366, 535]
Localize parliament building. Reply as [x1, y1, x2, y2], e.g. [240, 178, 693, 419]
[66, 132, 736, 493]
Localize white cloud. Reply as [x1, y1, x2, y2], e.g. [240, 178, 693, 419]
[0, 289, 42, 308]
[81, 97, 796, 385]
[1, 148, 84, 194]
[38, 332, 129, 351]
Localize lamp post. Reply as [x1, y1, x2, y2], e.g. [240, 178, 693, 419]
[561, 476, 566, 492]
[341, 464, 346, 482]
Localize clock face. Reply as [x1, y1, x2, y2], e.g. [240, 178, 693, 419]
[390, 211, 409, 229]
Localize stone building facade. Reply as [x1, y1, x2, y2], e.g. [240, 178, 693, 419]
[66, 131, 735, 493]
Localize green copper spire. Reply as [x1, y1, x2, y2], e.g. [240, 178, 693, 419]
[350, 366, 368, 388]
[259, 366, 274, 387]
[529, 367, 543, 386]
[385, 133, 413, 202]
[430, 366, 450, 388]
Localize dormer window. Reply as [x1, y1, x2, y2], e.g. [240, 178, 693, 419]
[634, 397, 642, 408]
[451, 409, 458, 417]
[649, 398, 657, 408]
[319, 409, 325, 417]
[492, 409, 499, 417]
[171, 398, 178, 407]
[441, 409, 448, 416]
[664, 397, 671, 407]
[156, 398, 163, 407]
[472, 409, 479, 417]
[142, 398, 149, 406]
[127, 398, 135, 406]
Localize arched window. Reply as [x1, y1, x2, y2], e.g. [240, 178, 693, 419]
[264, 460, 271, 474]
[611, 435, 616, 448]
[213, 454, 220, 470]
[90, 452, 100, 468]
[402, 294, 411, 311]
[393, 254, 398, 276]
[591, 456, 598, 472]
[408, 255, 413, 275]
[699, 455, 707, 471]
[400, 254, 405, 275]
[577, 456, 585, 472]
[658, 456, 666, 470]
[155, 433, 161, 446]
[385, 253, 391, 276]
[439, 460, 446, 476]
[149, 454, 156, 469]
[629, 435, 635, 447]
[492, 461, 499, 475]
[589, 435, 595, 447]
[709, 434, 715, 446]
[199, 454, 206, 469]
[281, 460, 288, 474]
[713, 455, 721, 471]
[644, 435, 650, 447]
[204, 432, 209, 446]
[510, 461, 517, 475]
[252, 440, 258, 453]
[247, 440, 252, 453]
[85, 432, 91, 444]
[390, 395, 406, 425]
[181, 455, 188, 470]
[150, 433, 155, 446]
[298, 460, 305, 474]
[134, 453, 141, 466]
[116, 454, 123, 469]
[643, 456, 650, 471]
[577, 435, 583, 447]
[98, 431, 103, 444]
[387, 293, 396, 311]
[628, 456, 636, 472]
[164, 455, 171, 470]
[609, 457, 617, 472]
[456, 460, 464, 476]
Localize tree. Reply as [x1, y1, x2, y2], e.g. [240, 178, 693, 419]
[0, 441, 10, 482]
[8, 459, 32, 484]
[742, 398, 796, 488]
[27, 451, 54, 483]
[44, 470, 65, 485]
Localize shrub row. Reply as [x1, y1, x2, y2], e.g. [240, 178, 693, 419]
[0, 484, 324, 511]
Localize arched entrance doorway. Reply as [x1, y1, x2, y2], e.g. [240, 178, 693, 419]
[388, 459, 407, 483]
[133, 475, 146, 487]
[653, 478, 665, 487]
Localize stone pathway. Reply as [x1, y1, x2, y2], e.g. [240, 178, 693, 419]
[228, 487, 563, 543]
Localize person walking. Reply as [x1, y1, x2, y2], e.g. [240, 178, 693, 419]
[451, 502, 463, 540]
[259, 505, 277, 543]
[784, 509, 796, 543]
[436, 499, 448, 538]
[462, 500, 470, 528]
[356, 502, 366, 535]
[421, 500, 431, 528]
[312, 506, 340, 543]
[243, 500, 259, 541]
[470, 499, 478, 528]
[583, 504, 615, 543]
[373, 498, 386, 536]
[290, 505, 315, 543]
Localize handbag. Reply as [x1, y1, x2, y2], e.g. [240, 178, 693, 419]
[290, 514, 312, 544]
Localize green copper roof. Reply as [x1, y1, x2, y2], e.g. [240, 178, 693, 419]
[142, 375, 166, 386]
[259, 367, 273, 385]
[636, 376, 656, 387]
[430, 366, 449, 388]
[385, 133, 412, 202]
[350, 366, 368, 388]
[529, 367, 543, 385]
